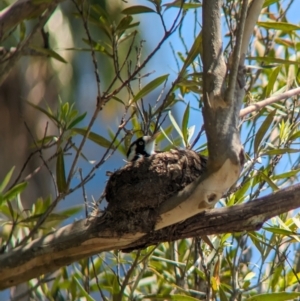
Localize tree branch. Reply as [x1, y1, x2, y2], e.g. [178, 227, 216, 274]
[0, 2, 58, 85]
[1, 183, 300, 290]
[0, 0, 65, 41]
[240, 86, 300, 117]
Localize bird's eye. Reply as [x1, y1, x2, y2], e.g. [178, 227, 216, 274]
[138, 141, 144, 145]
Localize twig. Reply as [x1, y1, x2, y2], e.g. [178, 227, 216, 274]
[91, 256, 108, 301]
[67, 1, 102, 187]
[23, 122, 58, 195]
[117, 251, 141, 301]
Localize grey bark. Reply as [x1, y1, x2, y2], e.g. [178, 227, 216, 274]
[0, 183, 299, 290]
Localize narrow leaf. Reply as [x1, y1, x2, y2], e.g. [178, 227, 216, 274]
[263, 227, 298, 236]
[182, 103, 190, 146]
[73, 276, 96, 301]
[164, 2, 202, 9]
[263, 148, 299, 155]
[0, 167, 15, 193]
[258, 171, 279, 191]
[179, 32, 202, 77]
[2, 182, 27, 202]
[72, 128, 113, 149]
[273, 168, 300, 180]
[56, 149, 67, 193]
[27, 101, 60, 125]
[254, 110, 276, 154]
[265, 66, 280, 97]
[168, 111, 185, 145]
[116, 15, 133, 32]
[145, 294, 200, 301]
[29, 46, 67, 63]
[122, 5, 156, 15]
[257, 21, 300, 31]
[247, 292, 300, 301]
[247, 56, 299, 65]
[67, 112, 87, 129]
[132, 74, 169, 103]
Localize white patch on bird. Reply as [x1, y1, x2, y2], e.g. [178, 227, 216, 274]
[127, 143, 137, 162]
[143, 136, 156, 155]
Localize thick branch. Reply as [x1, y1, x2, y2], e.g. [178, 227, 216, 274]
[1, 183, 300, 290]
[202, 0, 244, 171]
[241, 0, 264, 56]
[0, 0, 64, 41]
[0, 2, 58, 86]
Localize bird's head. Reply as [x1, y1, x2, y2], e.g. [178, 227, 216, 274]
[127, 132, 160, 162]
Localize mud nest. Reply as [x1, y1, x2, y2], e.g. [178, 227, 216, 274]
[104, 149, 207, 233]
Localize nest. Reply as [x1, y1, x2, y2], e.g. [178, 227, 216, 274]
[104, 149, 207, 233]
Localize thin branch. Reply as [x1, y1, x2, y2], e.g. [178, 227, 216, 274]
[240, 87, 300, 118]
[67, 1, 102, 187]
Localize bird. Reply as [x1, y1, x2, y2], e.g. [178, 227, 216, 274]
[126, 132, 160, 162]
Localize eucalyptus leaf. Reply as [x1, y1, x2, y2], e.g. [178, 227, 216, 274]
[122, 5, 156, 15]
[132, 74, 169, 103]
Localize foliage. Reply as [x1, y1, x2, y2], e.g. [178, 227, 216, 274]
[0, 0, 300, 300]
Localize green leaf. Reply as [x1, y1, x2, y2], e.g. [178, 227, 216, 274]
[112, 274, 120, 294]
[247, 56, 299, 65]
[61, 102, 70, 120]
[164, 1, 202, 9]
[153, 93, 176, 116]
[0, 167, 15, 193]
[273, 168, 300, 180]
[289, 130, 300, 141]
[116, 15, 133, 32]
[56, 148, 67, 193]
[91, 4, 110, 21]
[19, 21, 26, 42]
[67, 112, 87, 129]
[122, 5, 156, 15]
[247, 292, 300, 301]
[263, 0, 279, 8]
[265, 66, 280, 97]
[145, 294, 200, 301]
[27, 101, 60, 125]
[82, 39, 112, 57]
[263, 148, 299, 155]
[258, 171, 279, 191]
[257, 21, 300, 31]
[244, 271, 256, 281]
[108, 128, 126, 156]
[72, 128, 113, 149]
[182, 103, 190, 146]
[168, 111, 185, 145]
[29, 46, 67, 63]
[254, 110, 276, 154]
[179, 32, 202, 77]
[19, 213, 69, 224]
[132, 74, 169, 103]
[73, 276, 96, 301]
[263, 227, 298, 236]
[2, 182, 27, 203]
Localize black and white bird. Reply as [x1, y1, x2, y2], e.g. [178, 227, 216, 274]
[126, 132, 160, 162]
